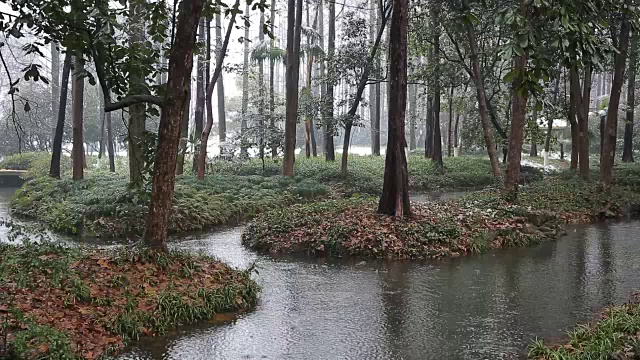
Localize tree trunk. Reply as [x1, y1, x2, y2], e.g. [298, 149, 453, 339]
[408, 84, 417, 150]
[106, 104, 115, 172]
[530, 104, 538, 157]
[430, 4, 443, 167]
[215, 16, 227, 156]
[128, 0, 146, 186]
[324, 0, 336, 161]
[72, 55, 85, 181]
[599, 113, 606, 161]
[601, 18, 631, 188]
[570, 64, 592, 179]
[283, 0, 304, 175]
[447, 86, 454, 157]
[461, 0, 500, 177]
[341, 5, 390, 175]
[544, 73, 561, 153]
[51, 43, 60, 153]
[193, 19, 206, 174]
[503, 23, 528, 195]
[144, 0, 204, 250]
[425, 94, 433, 158]
[622, 32, 636, 163]
[269, 0, 277, 157]
[568, 77, 579, 169]
[49, 52, 72, 178]
[369, 0, 378, 153]
[378, 0, 410, 217]
[258, 10, 266, 162]
[176, 80, 191, 175]
[240, 2, 250, 159]
[198, 0, 239, 180]
[454, 113, 460, 148]
[98, 89, 106, 159]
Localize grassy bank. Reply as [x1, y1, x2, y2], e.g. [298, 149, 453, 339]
[10, 155, 537, 238]
[528, 300, 640, 359]
[242, 173, 640, 259]
[0, 241, 259, 359]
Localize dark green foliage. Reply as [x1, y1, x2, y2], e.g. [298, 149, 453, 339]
[0, 152, 71, 178]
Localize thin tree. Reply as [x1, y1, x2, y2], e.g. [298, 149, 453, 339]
[143, 0, 205, 250]
[216, 15, 227, 154]
[378, 0, 410, 217]
[128, 0, 147, 185]
[193, 18, 206, 172]
[408, 84, 417, 150]
[198, 0, 240, 180]
[283, 0, 304, 176]
[71, 55, 84, 181]
[269, 0, 277, 157]
[601, 17, 631, 188]
[622, 32, 636, 163]
[447, 86, 454, 157]
[240, 2, 251, 158]
[324, 0, 336, 161]
[49, 52, 72, 178]
[570, 65, 592, 179]
[51, 43, 60, 151]
[458, 0, 500, 177]
[258, 8, 266, 161]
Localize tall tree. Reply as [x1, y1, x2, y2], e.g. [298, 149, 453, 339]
[570, 65, 592, 179]
[601, 17, 631, 188]
[378, 0, 410, 217]
[143, 0, 204, 250]
[193, 19, 206, 172]
[49, 52, 72, 178]
[128, 0, 147, 186]
[622, 32, 636, 163]
[101, 88, 116, 172]
[503, 1, 529, 195]
[372, 1, 382, 157]
[568, 77, 579, 169]
[408, 84, 417, 150]
[447, 86, 454, 157]
[430, 2, 443, 167]
[283, 0, 304, 176]
[269, 0, 277, 157]
[258, 8, 266, 161]
[240, 2, 251, 158]
[198, 0, 240, 180]
[324, 0, 336, 161]
[50, 43, 60, 151]
[460, 0, 500, 177]
[71, 55, 85, 181]
[176, 80, 191, 174]
[369, 0, 379, 153]
[216, 15, 227, 154]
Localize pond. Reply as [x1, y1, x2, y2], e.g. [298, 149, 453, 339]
[2, 187, 639, 359]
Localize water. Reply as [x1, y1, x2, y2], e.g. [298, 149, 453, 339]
[2, 188, 640, 359]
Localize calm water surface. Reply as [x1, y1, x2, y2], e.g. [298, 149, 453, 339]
[2, 187, 640, 359]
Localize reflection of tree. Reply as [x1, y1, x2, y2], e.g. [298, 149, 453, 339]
[598, 224, 614, 305]
[379, 261, 409, 359]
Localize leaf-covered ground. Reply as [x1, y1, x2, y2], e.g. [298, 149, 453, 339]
[528, 297, 640, 359]
[243, 176, 640, 259]
[0, 242, 259, 359]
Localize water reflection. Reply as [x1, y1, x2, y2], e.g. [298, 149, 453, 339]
[118, 221, 640, 360]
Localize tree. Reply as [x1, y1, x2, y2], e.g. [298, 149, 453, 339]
[269, 0, 277, 157]
[144, 0, 205, 250]
[51, 43, 60, 151]
[283, 0, 304, 176]
[600, 16, 631, 188]
[324, 0, 336, 161]
[193, 19, 207, 172]
[408, 84, 417, 150]
[459, 0, 500, 177]
[128, 0, 147, 186]
[216, 14, 227, 154]
[198, 0, 241, 180]
[240, 2, 251, 159]
[378, 0, 410, 217]
[430, 3, 443, 168]
[622, 32, 636, 163]
[49, 52, 72, 178]
[71, 55, 85, 181]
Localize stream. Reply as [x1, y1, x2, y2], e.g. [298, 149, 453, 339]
[2, 187, 640, 359]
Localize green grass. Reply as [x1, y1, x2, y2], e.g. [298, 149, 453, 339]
[528, 301, 640, 359]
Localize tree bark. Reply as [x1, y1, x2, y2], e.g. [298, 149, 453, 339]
[425, 93, 433, 158]
[461, 0, 500, 177]
[447, 86, 454, 157]
[369, 0, 379, 153]
[198, 0, 239, 180]
[378, 0, 410, 217]
[176, 79, 191, 175]
[622, 32, 636, 163]
[430, 3, 443, 168]
[568, 75, 579, 169]
[128, 0, 146, 186]
[269, 0, 277, 157]
[258, 10, 266, 161]
[216, 15, 227, 155]
[106, 103, 115, 172]
[601, 18, 631, 187]
[193, 19, 206, 173]
[324, 0, 336, 161]
[49, 52, 72, 178]
[144, 0, 204, 250]
[503, 16, 528, 196]
[570, 64, 592, 179]
[51, 43, 60, 153]
[408, 84, 417, 150]
[283, 0, 304, 175]
[72, 55, 85, 181]
[530, 105, 538, 157]
[240, 2, 251, 159]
